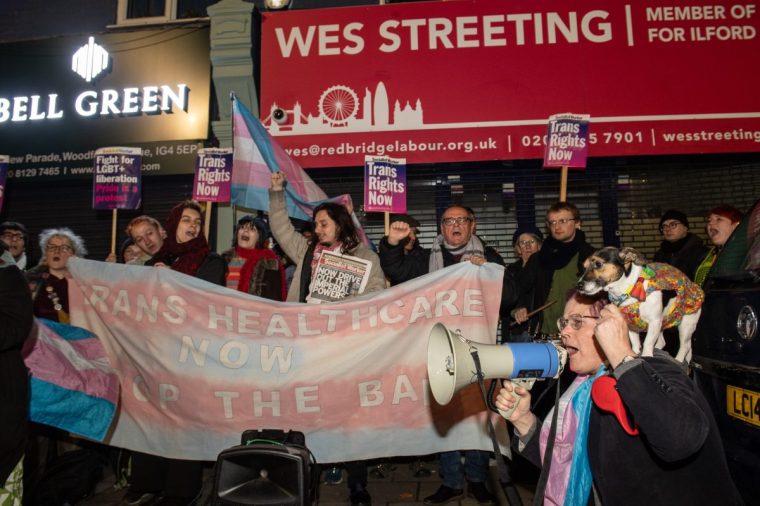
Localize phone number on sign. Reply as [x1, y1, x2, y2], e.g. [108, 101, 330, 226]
[7, 167, 62, 178]
[521, 131, 646, 147]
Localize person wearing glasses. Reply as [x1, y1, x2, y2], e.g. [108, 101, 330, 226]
[379, 203, 519, 506]
[505, 226, 543, 342]
[0, 221, 34, 270]
[495, 293, 742, 506]
[653, 209, 708, 281]
[26, 228, 88, 323]
[513, 202, 595, 339]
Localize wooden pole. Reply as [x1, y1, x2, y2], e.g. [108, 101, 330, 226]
[559, 166, 569, 202]
[509, 300, 557, 328]
[204, 203, 212, 240]
[384, 211, 390, 236]
[110, 209, 118, 254]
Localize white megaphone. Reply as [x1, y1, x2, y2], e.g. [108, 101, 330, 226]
[427, 323, 567, 417]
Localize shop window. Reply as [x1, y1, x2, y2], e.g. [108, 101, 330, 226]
[117, 0, 214, 25]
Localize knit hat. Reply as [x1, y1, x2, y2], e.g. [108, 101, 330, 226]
[390, 213, 421, 228]
[659, 209, 689, 229]
[708, 205, 742, 224]
[234, 215, 270, 249]
[512, 225, 544, 246]
[0, 221, 28, 243]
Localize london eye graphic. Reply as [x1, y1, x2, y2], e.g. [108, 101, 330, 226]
[318, 85, 359, 126]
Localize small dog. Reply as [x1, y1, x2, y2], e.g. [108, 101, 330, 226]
[577, 246, 704, 362]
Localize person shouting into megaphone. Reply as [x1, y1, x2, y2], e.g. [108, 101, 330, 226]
[495, 293, 741, 506]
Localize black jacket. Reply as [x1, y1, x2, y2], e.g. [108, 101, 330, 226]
[653, 232, 708, 281]
[515, 354, 743, 506]
[378, 237, 518, 320]
[0, 263, 34, 485]
[515, 230, 595, 334]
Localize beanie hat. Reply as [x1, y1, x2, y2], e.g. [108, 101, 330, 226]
[512, 225, 544, 246]
[659, 209, 689, 229]
[234, 215, 270, 249]
[390, 213, 421, 228]
[0, 221, 28, 243]
[708, 205, 742, 224]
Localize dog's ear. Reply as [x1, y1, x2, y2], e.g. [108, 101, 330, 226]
[619, 247, 645, 266]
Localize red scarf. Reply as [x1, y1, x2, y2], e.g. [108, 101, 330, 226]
[149, 203, 210, 276]
[236, 246, 286, 300]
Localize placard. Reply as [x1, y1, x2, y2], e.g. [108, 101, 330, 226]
[192, 148, 233, 202]
[0, 155, 8, 211]
[363, 155, 407, 213]
[544, 113, 590, 168]
[92, 147, 142, 210]
[306, 251, 371, 303]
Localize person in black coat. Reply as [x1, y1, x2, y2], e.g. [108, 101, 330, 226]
[513, 202, 595, 338]
[126, 200, 226, 506]
[379, 204, 518, 505]
[496, 295, 742, 506]
[0, 243, 34, 502]
[653, 209, 708, 281]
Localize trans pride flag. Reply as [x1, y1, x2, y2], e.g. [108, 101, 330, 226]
[23, 319, 119, 441]
[231, 97, 371, 245]
[231, 97, 328, 221]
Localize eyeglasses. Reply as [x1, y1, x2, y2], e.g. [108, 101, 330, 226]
[660, 221, 682, 231]
[1, 232, 24, 242]
[546, 218, 576, 227]
[518, 239, 537, 246]
[557, 313, 600, 331]
[46, 244, 74, 254]
[441, 216, 473, 226]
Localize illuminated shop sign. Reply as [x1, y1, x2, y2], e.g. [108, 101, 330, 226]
[0, 28, 210, 149]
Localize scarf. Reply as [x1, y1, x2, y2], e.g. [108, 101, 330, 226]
[538, 229, 587, 271]
[540, 366, 607, 506]
[15, 252, 27, 270]
[149, 203, 210, 276]
[429, 234, 486, 272]
[236, 246, 287, 300]
[657, 233, 698, 257]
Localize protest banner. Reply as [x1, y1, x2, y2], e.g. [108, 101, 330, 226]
[544, 113, 590, 200]
[0, 155, 7, 212]
[192, 147, 232, 238]
[92, 146, 142, 253]
[66, 258, 507, 462]
[307, 251, 372, 303]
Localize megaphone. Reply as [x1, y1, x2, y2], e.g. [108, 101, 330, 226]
[427, 323, 567, 416]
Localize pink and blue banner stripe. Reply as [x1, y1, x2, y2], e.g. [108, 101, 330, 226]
[23, 319, 119, 441]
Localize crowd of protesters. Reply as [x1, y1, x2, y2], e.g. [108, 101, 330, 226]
[0, 184, 745, 506]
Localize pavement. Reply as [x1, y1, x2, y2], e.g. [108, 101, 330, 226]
[79, 455, 537, 505]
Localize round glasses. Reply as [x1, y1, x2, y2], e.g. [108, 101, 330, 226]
[546, 218, 576, 227]
[518, 239, 537, 246]
[46, 244, 74, 254]
[660, 221, 682, 232]
[557, 314, 600, 332]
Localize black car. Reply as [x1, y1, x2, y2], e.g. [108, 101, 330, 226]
[693, 198, 760, 506]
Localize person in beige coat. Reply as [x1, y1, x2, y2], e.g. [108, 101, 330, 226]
[268, 171, 386, 505]
[268, 171, 386, 303]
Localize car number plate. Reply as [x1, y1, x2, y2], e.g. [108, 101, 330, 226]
[727, 385, 760, 428]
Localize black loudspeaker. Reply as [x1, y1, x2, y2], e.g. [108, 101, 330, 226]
[212, 430, 317, 506]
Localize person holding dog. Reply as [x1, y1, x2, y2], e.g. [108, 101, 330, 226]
[495, 293, 742, 506]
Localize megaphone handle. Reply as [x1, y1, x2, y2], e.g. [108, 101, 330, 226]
[497, 378, 536, 420]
